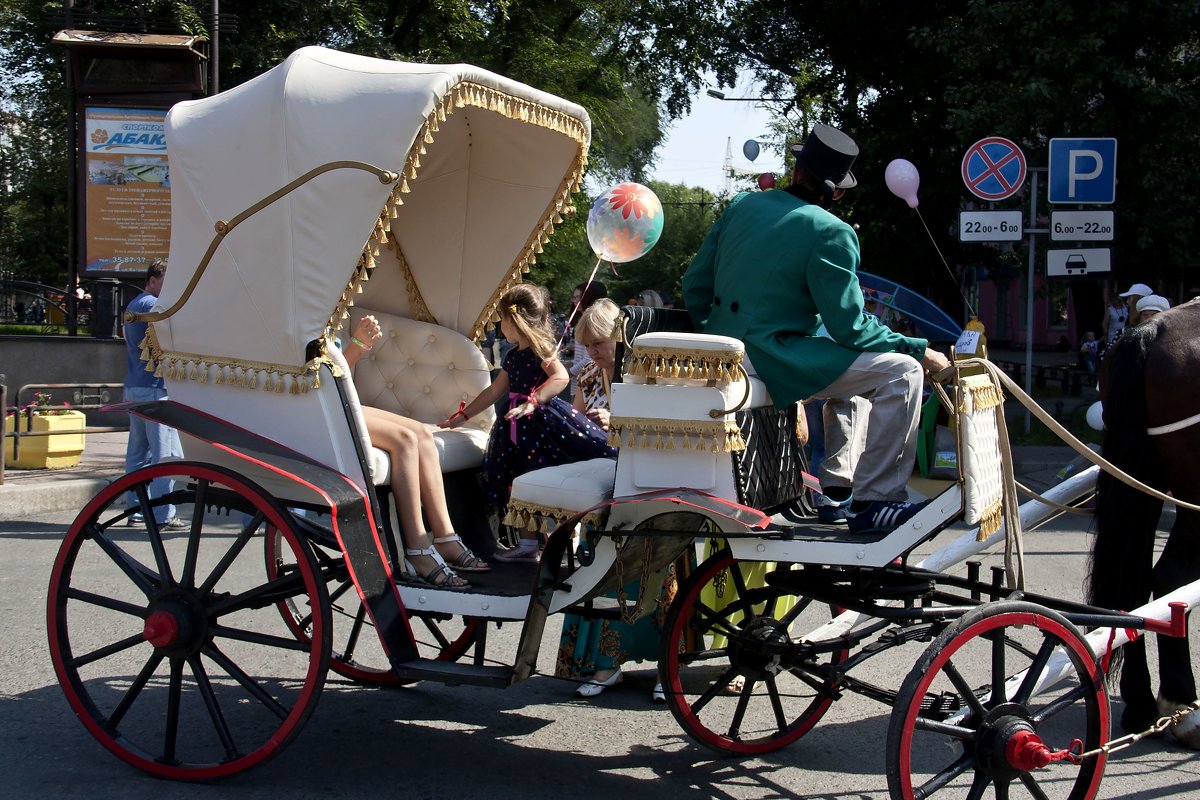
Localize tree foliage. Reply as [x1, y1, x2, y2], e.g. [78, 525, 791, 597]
[714, 0, 1200, 298]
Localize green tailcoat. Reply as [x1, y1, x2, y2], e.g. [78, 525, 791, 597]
[683, 190, 927, 406]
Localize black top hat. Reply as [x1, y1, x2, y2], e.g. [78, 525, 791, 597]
[788, 124, 859, 189]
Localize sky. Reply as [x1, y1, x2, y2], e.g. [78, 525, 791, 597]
[647, 73, 785, 196]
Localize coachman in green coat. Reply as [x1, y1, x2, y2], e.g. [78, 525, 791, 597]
[683, 124, 951, 535]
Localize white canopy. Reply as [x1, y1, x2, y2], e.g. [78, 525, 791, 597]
[148, 46, 590, 390]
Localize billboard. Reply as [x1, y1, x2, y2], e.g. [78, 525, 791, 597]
[83, 106, 171, 275]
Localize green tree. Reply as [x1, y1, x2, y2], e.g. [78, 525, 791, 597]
[713, 0, 1200, 299]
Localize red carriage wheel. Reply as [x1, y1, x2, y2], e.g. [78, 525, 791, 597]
[265, 527, 480, 685]
[886, 601, 1108, 799]
[47, 463, 331, 780]
[660, 548, 847, 755]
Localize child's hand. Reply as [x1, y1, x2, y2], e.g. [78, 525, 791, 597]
[505, 400, 537, 421]
[586, 408, 611, 431]
[437, 416, 457, 429]
[354, 315, 383, 348]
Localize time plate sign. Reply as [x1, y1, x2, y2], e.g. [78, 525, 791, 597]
[1050, 210, 1114, 242]
[959, 210, 1023, 242]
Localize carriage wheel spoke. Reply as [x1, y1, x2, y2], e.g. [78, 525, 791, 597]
[189, 655, 239, 760]
[766, 675, 789, 732]
[945, 660, 988, 717]
[1032, 683, 1090, 725]
[203, 643, 290, 720]
[341, 605, 368, 661]
[72, 632, 147, 668]
[1015, 635, 1058, 705]
[65, 587, 146, 618]
[198, 511, 263, 596]
[964, 769, 989, 800]
[726, 678, 754, 740]
[211, 624, 312, 652]
[179, 480, 210, 588]
[163, 658, 184, 763]
[990, 631, 1007, 704]
[688, 600, 746, 640]
[143, 510, 176, 587]
[86, 523, 158, 597]
[777, 594, 815, 628]
[1019, 771, 1052, 800]
[914, 716, 977, 741]
[106, 652, 164, 730]
[207, 569, 309, 618]
[917, 752, 974, 797]
[690, 666, 739, 714]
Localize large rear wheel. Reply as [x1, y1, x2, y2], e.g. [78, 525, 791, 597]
[661, 549, 846, 755]
[47, 463, 331, 780]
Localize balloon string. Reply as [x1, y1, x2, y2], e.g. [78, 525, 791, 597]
[554, 255, 605, 358]
[914, 207, 977, 319]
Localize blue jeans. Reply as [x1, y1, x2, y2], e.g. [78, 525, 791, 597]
[124, 386, 184, 522]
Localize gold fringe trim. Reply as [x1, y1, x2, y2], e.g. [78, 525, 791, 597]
[141, 326, 338, 394]
[977, 498, 1003, 541]
[318, 79, 589, 346]
[607, 416, 745, 453]
[394, 243, 437, 325]
[959, 374, 1004, 413]
[625, 345, 745, 384]
[502, 499, 607, 533]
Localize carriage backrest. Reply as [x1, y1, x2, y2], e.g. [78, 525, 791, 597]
[348, 308, 495, 433]
[615, 305, 696, 380]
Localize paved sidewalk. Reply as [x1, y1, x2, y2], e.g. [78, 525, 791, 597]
[0, 427, 1081, 521]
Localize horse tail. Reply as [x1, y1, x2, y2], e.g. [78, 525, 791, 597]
[1087, 324, 1166, 614]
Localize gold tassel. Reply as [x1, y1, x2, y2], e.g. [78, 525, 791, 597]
[288, 375, 298, 394]
[263, 372, 274, 392]
[154, 362, 164, 378]
[311, 371, 321, 390]
[274, 374, 284, 393]
[215, 366, 225, 384]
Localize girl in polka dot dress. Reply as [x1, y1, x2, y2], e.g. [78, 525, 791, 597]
[439, 283, 616, 561]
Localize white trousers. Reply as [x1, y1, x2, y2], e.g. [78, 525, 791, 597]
[811, 351, 923, 503]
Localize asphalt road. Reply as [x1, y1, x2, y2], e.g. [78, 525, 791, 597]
[3, 503, 1198, 800]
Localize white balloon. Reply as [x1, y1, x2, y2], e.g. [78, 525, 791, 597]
[742, 139, 760, 162]
[885, 158, 921, 209]
[1086, 401, 1104, 431]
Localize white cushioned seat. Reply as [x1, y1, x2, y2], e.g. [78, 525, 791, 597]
[348, 308, 495, 481]
[505, 458, 617, 530]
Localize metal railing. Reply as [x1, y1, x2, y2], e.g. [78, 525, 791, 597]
[2, 382, 127, 484]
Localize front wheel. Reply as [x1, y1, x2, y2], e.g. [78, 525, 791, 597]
[886, 601, 1108, 799]
[47, 463, 332, 780]
[660, 549, 846, 755]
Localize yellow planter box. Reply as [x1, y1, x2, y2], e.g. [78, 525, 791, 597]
[5, 410, 87, 469]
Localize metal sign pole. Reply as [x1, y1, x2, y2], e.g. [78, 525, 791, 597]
[1025, 170, 1039, 433]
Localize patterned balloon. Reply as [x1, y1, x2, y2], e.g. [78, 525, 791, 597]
[585, 183, 664, 263]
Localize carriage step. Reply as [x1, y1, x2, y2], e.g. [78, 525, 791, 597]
[390, 657, 514, 688]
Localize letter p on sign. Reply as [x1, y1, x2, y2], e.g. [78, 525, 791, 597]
[1048, 138, 1117, 204]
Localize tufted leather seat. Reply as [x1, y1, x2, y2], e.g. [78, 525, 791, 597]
[348, 308, 495, 481]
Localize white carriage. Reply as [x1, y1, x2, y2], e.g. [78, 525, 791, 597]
[46, 47, 1196, 798]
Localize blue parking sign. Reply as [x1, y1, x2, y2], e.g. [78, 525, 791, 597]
[1048, 138, 1117, 204]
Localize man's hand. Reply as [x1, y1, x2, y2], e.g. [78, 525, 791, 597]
[921, 347, 952, 383]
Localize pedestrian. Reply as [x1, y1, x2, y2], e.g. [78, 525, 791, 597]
[122, 259, 185, 528]
[1135, 294, 1170, 321]
[1119, 282, 1153, 328]
[1079, 331, 1099, 374]
[1101, 293, 1127, 348]
[682, 123, 951, 534]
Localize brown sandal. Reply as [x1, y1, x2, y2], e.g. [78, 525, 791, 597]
[433, 534, 492, 573]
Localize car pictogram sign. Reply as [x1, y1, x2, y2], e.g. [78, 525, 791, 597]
[961, 136, 1027, 201]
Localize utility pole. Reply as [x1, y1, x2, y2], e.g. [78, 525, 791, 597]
[722, 137, 733, 198]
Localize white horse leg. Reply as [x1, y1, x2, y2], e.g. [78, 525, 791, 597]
[1158, 694, 1200, 749]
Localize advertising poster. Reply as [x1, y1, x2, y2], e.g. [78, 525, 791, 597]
[84, 107, 171, 274]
